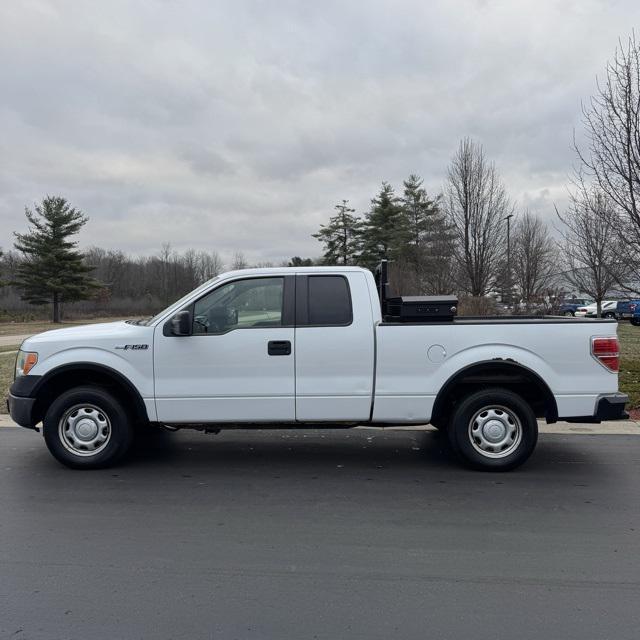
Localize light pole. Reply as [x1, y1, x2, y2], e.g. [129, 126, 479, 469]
[504, 213, 514, 311]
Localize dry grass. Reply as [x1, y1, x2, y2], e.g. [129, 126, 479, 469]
[0, 345, 19, 353]
[617, 322, 640, 409]
[0, 350, 17, 412]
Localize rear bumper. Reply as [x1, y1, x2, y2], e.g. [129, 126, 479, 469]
[565, 393, 629, 423]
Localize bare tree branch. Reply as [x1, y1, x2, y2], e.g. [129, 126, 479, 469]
[555, 186, 626, 316]
[575, 32, 640, 287]
[512, 211, 555, 307]
[444, 138, 511, 296]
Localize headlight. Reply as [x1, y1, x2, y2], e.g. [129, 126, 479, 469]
[15, 351, 38, 377]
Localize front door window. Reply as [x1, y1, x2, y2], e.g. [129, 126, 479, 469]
[193, 277, 284, 334]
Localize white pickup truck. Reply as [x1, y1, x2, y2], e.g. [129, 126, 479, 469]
[8, 265, 627, 470]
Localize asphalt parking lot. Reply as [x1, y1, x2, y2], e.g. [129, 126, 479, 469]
[1, 426, 640, 640]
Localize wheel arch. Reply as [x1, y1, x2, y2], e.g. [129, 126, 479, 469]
[31, 363, 149, 426]
[431, 360, 558, 427]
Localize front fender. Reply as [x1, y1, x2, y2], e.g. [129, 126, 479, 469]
[30, 346, 154, 401]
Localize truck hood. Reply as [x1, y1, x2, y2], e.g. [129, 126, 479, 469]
[21, 321, 153, 351]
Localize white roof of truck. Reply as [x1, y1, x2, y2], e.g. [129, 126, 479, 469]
[220, 266, 371, 279]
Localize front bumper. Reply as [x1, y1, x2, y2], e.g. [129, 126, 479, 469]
[6, 375, 42, 430]
[565, 392, 629, 423]
[7, 393, 38, 429]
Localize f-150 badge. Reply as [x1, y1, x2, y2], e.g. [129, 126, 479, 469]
[114, 344, 149, 350]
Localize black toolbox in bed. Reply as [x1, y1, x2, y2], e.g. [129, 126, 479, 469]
[384, 295, 458, 322]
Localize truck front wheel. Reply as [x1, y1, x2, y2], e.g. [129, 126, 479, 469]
[43, 386, 134, 469]
[448, 388, 538, 471]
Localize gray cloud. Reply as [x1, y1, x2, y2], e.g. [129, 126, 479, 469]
[1, 0, 639, 265]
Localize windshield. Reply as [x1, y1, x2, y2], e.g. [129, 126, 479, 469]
[142, 276, 221, 326]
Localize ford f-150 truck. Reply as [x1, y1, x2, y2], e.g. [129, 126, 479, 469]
[7, 265, 628, 471]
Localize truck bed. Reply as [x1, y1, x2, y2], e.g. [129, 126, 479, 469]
[372, 316, 619, 423]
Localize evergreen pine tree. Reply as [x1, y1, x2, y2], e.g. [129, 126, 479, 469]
[13, 196, 101, 322]
[313, 200, 363, 265]
[426, 210, 458, 294]
[288, 256, 315, 266]
[400, 174, 457, 293]
[401, 174, 440, 263]
[359, 182, 407, 269]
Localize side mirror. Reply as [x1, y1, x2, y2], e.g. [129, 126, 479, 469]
[170, 310, 192, 336]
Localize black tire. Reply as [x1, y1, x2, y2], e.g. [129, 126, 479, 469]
[603, 312, 615, 319]
[631, 318, 640, 326]
[447, 388, 538, 471]
[43, 386, 134, 469]
[563, 310, 574, 317]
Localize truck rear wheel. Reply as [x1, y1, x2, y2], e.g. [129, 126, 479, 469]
[448, 388, 538, 471]
[43, 386, 134, 469]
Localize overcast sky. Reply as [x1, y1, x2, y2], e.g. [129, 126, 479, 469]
[1, 0, 639, 265]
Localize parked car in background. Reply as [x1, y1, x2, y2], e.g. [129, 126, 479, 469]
[575, 301, 618, 318]
[628, 304, 640, 326]
[616, 300, 640, 321]
[558, 298, 594, 316]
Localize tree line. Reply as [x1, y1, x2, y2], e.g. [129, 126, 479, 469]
[313, 175, 457, 295]
[0, 216, 251, 321]
[314, 141, 557, 310]
[0, 199, 305, 322]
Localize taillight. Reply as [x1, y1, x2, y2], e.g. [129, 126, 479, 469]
[578, 307, 587, 312]
[630, 303, 636, 312]
[591, 336, 619, 372]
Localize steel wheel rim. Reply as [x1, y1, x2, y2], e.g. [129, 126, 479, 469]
[468, 405, 522, 458]
[58, 404, 112, 457]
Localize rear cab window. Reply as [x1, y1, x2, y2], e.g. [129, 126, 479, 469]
[299, 275, 352, 326]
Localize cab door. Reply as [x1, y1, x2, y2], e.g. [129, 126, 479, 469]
[294, 272, 375, 421]
[153, 276, 295, 423]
